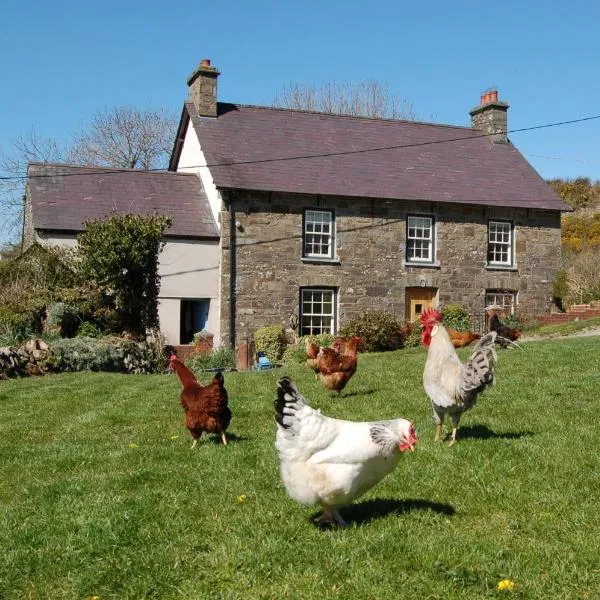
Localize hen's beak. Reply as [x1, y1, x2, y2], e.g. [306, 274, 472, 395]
[399, 440, 416, 452]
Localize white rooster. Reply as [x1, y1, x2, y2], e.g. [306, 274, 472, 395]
[420, 307, 497, 446]
[274, 377, 417, 527]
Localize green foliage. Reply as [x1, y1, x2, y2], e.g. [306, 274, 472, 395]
[77, 213, 172, 337]
[185, 347, 236, 371]
[501, 314, 525, 331]
[76, 321, 101, 338]
[440, 304, 472, 331]
[552, 270, 568, 310]
[401, 320, 422, 348]
[0, 245, 80, 338]
[47, 336, 164, 374]
[46, 302, 80, 337]
[254, 325, 286, 361]
[338, 311, 403, 352]
[48, 337, 122, 372]
[281, 334, 335, 365]
[548, 177, 600, 210]
[560, 213, 600, 253]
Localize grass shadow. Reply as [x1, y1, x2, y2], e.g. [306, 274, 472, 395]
[457, 424, 534, 441]
[311, 497, 455, 528]
[336, 388, 378, 399]
[203, 432, 245, 445]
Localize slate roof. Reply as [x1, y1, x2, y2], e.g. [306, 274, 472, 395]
[27, 163, 219, 239]
[173, 102, 570, 212]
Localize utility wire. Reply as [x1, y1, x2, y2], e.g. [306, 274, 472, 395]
[1, 113, 599, 182]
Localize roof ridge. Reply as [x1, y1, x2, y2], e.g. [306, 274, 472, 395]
[27, 161, 197, 176]
[215, 101, 474, 132]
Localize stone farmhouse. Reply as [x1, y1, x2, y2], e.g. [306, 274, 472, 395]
[24, 58, 571, 347]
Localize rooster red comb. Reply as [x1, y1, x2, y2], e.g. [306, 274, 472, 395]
[169, 354, 177, 362]
[419, 307, 442, 326]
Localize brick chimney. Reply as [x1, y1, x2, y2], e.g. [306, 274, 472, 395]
[469, 89, 509, 144]
[187, 59, 220, 117]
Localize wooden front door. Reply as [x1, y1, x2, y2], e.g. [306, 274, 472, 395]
[405, 287, 437, 322]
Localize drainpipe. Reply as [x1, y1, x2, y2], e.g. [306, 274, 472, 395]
[228, 192, 237, 349]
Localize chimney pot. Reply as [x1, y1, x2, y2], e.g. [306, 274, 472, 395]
[480, 93, 486, 105]
[200, 58, 211, 67]
[489, 90, 498, 103]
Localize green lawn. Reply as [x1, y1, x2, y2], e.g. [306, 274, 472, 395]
[1, 337, 600, 599]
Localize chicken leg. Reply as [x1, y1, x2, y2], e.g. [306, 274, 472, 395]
[434, 424, 443, 442]
[315, 507, 348, 528]
[220, 431, 228, 445]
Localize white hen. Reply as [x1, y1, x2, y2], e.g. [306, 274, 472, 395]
[274, 377, 417, 527]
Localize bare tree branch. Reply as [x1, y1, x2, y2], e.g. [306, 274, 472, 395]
[0, 130, 64, 243]
[0, 107, 178, 243]
[66, 107, 178, 170]
[273, 80, 417, 120]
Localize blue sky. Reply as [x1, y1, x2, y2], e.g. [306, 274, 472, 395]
[1, 0, 599, 186]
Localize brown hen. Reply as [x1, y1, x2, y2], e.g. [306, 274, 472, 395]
[169, 355, 231, 448]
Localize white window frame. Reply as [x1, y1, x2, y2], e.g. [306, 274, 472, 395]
[488, 220, 513, 267]
[485, 291, 517, 315]
[300, 287, 336, 336]
[303, 209, 334, 259]
[406, 215, 435, 264]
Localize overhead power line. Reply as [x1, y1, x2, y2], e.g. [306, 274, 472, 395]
[1, 113, 599, 182]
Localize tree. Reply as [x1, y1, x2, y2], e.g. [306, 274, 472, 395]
[273, 80, 417, 120]
[77, 214, 172, 337]
[0, 130, 65, 243]
[0, 107, 178, 243]
[67, 107, 178, 170]
[547, 177, 600, 211]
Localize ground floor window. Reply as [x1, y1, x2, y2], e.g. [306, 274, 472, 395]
[485, 290, 517, 315]
[300, 287, 336, 336]
[180, 299, 210, 344]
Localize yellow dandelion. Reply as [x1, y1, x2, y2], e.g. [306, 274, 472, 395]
[169, 434, 179, 440]
[497, 579, 516, 592]
[128, 443, 138, 449]
[237, 494, 247, 503]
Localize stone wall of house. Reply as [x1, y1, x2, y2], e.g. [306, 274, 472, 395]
[219, 190, 562, 346]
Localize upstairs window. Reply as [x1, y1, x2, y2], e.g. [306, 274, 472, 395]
[300, 287, 336, 336]
[406, 215, 434, 264]
[488, 220, 513, 267]
[303, 209, 334, 259]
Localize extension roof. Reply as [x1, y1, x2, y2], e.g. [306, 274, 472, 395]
[171, 102, 570, 212]
[27, 163, 219, 239]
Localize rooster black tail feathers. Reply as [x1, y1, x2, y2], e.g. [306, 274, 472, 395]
[275, 377, 305, 429]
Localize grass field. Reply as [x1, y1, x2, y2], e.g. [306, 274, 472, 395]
[2, 336, 600, 599]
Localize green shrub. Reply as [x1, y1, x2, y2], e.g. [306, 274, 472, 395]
[338, 311, 403, 352]
[254, 325, 286, 362]
[401, 321, 422, 348]
[47, 302, 80, 337]
[501, 314, 525, 331]
[48, 337, 122, 372]
[280, 334, 335, 365]
[441, 304, 472, 331]
[77, 321, 101, 338]
[185, 347, 236, 371]
[47, 336, 164, 374]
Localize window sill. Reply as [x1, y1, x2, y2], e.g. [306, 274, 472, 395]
[301, 257, 341, 265]
[486, 265, 518, 272]
[403, 260, 441, 269]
